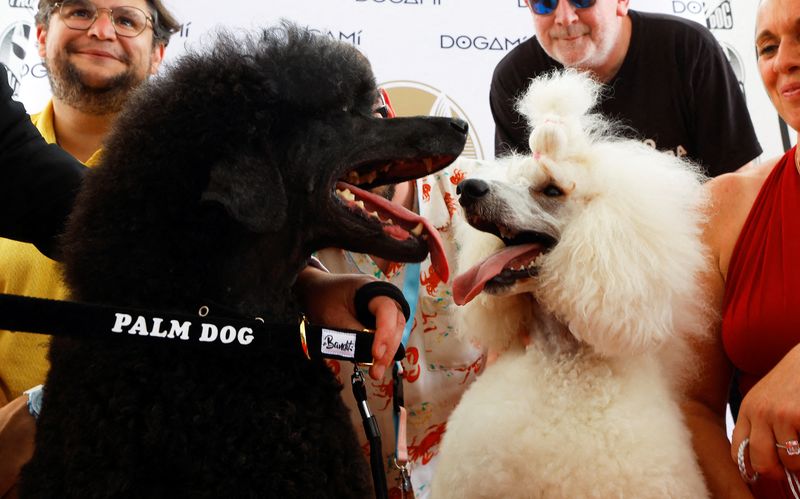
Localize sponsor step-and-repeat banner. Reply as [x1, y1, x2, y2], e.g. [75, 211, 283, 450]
[1, 0, 795, 161]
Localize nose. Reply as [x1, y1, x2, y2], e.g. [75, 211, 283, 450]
[451, 118, 469, 135]
[773, 39, 800, 75]
[553, 0, 580, 25]
[457, 179, 490, 207]
[87, 9, 117, 40]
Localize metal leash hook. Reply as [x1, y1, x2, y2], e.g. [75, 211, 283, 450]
[392, 361, 412, 498]
[392, 456, 412, 498]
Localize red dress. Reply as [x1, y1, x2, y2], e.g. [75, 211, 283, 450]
[722, 146, 800, 498]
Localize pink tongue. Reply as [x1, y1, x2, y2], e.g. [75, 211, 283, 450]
[452, 243, 542, 305]
[342, 182, 449, 282]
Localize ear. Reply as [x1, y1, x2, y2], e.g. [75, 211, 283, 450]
[149, 42, 165, 75]
[534, 147, 708, 358]
[37, 25, 47, 58]
[201, 156, 287, 233]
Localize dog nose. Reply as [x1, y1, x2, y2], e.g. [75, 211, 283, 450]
[457, 179, 489, 207]
[450, 119, 469, 135]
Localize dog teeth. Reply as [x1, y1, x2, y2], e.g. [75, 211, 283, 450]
[355, 200, 365, 210]
[369, 211, 380, 220]
[336, 188, 356, 202]
[410, 222, 424, 236]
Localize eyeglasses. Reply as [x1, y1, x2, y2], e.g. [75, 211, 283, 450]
[53, 0, 154, 38]
[528, 0, 597, 16]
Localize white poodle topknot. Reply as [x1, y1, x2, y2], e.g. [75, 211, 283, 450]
[516, 69, 603, 160]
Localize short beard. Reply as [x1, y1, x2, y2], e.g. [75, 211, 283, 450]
[45, 54, 142, 115]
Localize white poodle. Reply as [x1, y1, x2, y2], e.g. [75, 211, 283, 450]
[430, 70, 710, 499]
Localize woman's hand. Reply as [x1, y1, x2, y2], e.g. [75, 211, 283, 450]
[295, 266, 406, 380]
[731, 344, 800, 481]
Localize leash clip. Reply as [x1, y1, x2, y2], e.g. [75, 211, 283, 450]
[298, 315, 311, 360]
[393, 456, 412, 495]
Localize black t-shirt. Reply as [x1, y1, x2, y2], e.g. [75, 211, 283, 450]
[490, 10, 762, 177]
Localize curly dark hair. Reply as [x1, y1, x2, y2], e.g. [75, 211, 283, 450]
[35, 0, 180, 45]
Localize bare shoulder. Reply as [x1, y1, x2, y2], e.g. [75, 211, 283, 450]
[705, 157, 777, 212]
[704, 157, 779, 275]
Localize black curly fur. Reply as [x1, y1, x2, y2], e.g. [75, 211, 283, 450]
[19, 24, 466, 498]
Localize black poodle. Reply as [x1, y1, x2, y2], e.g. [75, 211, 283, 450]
[20, 25, 466, 498]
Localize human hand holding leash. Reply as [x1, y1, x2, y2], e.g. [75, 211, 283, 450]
[731, 344, 800, 486]
[295, 267, 406, 380]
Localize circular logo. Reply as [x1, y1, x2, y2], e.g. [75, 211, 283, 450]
[380, 81, 484, 160]
[0, 20, 35, 92]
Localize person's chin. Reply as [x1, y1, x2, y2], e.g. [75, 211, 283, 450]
[76, 73, 131, 91]
[552, 43, 592, 67]
[70, 62, 130, 88]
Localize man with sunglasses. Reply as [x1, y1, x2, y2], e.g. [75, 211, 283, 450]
[491, 0, 761, 178]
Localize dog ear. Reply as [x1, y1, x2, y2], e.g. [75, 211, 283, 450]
[534, 145, 709, 358]
[201, 156, 287, 233]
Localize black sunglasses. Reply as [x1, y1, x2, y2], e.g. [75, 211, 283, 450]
[529, 0, 597, 16]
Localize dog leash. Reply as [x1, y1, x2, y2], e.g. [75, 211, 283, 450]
[392, 260, 420, 498]
[354, 272, 415, 499]
[0, 290, 407, 363]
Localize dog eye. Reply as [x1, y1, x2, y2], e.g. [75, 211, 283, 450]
[541, 184, 563, 197]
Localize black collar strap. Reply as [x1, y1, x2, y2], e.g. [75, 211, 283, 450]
[0, 293, 403, 363]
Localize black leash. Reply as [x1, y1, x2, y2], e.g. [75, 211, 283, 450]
[0, 283, 411, 498]
[0, 292, 405, 363]
[352, 365, 388, 499]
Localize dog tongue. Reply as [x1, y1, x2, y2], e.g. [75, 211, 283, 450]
[452, 244, 543, 305]
[342, 183, 449, 282]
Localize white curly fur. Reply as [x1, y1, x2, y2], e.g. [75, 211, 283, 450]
[432, 71, 711, 498]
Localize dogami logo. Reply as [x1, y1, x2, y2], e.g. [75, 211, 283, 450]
[381, 81, 484, 160]
[672, 0, 703, 15]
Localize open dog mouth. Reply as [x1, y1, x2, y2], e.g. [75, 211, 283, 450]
[452, 220, 556, 305]
[333, 154, 457, 281]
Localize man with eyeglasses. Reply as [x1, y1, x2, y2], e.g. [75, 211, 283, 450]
[491, 0, 761, 178]
[0, 2, 179, 494]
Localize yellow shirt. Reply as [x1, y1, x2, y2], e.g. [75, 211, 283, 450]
[0, 101, 101, 401]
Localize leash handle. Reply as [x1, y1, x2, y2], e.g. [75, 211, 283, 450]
[353, 281, 411, 329]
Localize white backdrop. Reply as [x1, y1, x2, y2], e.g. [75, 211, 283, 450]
[1, 0, 795, 160]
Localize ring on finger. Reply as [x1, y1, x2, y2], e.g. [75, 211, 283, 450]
[777, 440, 800, 456]
[738, 437, 759, 483]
